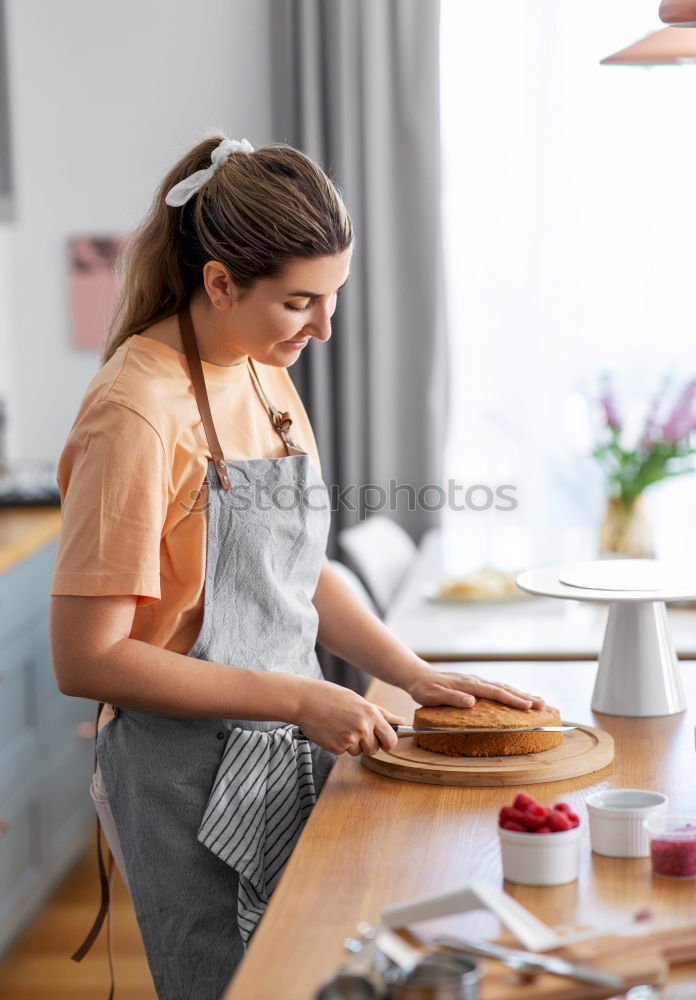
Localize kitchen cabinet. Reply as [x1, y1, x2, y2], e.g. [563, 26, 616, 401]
[0, 516, 96, 957]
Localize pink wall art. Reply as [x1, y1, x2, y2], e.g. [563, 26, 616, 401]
[69, 234, 128, 350]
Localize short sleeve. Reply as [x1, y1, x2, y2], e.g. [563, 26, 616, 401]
[50, 400, 169, 606]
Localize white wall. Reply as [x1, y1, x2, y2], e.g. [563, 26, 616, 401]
[1, 0, 274, 466]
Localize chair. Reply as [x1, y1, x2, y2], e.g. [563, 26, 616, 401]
[337, 516, 417, 615]
[328, 559, 379, 616]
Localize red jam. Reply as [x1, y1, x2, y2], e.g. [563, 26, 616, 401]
[650, 824, 696, 878]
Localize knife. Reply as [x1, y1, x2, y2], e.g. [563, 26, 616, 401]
[388, 724, 575, 737]
[291, 724, 576, 739]
[433, 935, 627, 990]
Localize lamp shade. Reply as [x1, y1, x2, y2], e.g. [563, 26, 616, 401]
[601, 26, 696, 64]
[659, 1, 696, 27]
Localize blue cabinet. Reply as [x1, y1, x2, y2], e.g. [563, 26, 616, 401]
[0, 539, 97, 956]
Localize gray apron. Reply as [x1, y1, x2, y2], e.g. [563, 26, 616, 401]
[96, 305, 336, 1000]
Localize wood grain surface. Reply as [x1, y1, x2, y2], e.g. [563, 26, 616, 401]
[361, 723, 614, 786]
[223, 660, 696, 1000]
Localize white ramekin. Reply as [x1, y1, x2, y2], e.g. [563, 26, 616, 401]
[586, 788, 668, 858]
[498, 824, 582, 886]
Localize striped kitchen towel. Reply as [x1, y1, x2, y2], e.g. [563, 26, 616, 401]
[196, 724, 317, 945]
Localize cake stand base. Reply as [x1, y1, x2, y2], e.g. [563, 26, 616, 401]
[592, 601, 687, 717]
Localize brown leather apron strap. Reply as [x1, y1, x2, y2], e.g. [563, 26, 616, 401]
[247, 357, 307, 457]
[70, 701, 116, 1000]
[178, 304, 232, 490]
[70, 816, 114, 960]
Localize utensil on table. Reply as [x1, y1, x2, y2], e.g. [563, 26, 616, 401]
[358, 923, 480, 1000]
[387, 952, 480, 1000]
[314, 923, 390, 999]
[314, 921, 481, 1000]
[433, 935, 627, 991]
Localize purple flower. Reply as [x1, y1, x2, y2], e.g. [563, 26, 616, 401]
[640, 396, 660, 451]
[662, 380, 696, 444]
[600, 391, 621, 433]
[640, 421, 656, 452]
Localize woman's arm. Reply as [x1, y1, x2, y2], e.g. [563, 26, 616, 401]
[51, 594, 308, 721]
[50, 594, 406, 756]
[312, 558, 545, 710]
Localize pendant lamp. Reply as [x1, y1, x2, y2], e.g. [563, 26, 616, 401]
[601, 26, 696, 64]
[659, 1, 696, 26]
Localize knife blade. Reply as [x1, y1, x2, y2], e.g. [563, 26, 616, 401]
[291, 724, 575, 739]
[432, 935, 627, 990]
[390, 724, 576, 737]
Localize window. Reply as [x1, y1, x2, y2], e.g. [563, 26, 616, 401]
[440, 0, 696, 567]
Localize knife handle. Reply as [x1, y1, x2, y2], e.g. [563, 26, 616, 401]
[292, 724, 411, 741]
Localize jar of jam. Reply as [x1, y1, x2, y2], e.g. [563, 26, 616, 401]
[645, 814, 696, 879]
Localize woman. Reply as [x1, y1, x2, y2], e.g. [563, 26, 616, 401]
[50, 134, 544, 1000]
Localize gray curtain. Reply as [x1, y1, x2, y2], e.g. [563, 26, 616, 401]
[0, 0, 13, 221]
[270, 0, 449, 691]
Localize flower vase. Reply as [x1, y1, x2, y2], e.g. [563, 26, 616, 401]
[599, 495, 654, 559]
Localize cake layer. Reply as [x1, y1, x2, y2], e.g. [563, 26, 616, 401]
[413, 698, 562, 757]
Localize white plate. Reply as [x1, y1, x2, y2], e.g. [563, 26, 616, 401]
[559, 559, 696, 593]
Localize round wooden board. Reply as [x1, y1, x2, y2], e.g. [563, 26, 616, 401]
[360, 724, 615, 786]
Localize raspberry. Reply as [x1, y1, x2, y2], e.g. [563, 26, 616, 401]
[501, 820, 527, 832]
[499, 805, 528, 826]
[536, 825, 551, 833]
[547, 809, 572, 832]
[513, 792, 537, 812]
[523, 804, 550, 830]
[566, 811, 580, 828]
[554, 802, 573, 814]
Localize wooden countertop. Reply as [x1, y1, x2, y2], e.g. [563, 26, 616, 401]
[224, 660, 696, 999]
[0, 506, 61, 574]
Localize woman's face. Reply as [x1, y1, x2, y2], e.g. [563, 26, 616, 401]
[202, 246, 353, 367]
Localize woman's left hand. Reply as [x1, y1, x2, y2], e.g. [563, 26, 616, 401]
[405, 664, 545, 711]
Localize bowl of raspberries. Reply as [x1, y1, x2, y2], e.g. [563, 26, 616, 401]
[498, 791, 582, 886]
[645, 815, 696, 879]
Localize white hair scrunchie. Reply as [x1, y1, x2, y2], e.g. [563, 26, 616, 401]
[164, 137, 254, 207]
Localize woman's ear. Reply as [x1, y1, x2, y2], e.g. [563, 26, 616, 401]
[202, 260, 239, 308]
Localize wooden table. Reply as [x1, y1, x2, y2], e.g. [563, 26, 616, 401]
[223, 660, 696, 999]
[385, 529, 696, 660]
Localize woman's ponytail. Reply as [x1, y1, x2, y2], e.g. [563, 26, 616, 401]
[101, 134, 353, 365]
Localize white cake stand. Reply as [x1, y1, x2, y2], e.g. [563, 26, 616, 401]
[516, 560, 693, 717]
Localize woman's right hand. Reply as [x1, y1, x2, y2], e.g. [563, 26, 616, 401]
[295, 679, 407, 757]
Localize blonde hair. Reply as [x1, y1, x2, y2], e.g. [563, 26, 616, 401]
[101, 134, 353, 365]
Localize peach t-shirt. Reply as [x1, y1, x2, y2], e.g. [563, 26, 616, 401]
[50, 333, 323, 731]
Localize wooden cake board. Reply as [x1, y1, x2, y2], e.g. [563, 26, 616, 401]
[361, 725, 614, 786]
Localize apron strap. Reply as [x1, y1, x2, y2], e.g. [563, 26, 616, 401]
[247, 357, 308, 457]
[70, 701, 116, 1000]
[178, 304, 232, 491]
